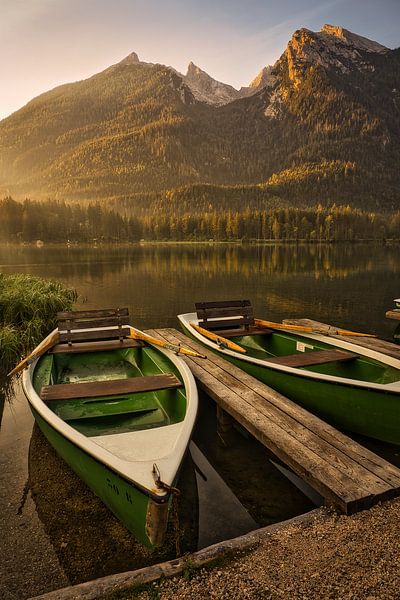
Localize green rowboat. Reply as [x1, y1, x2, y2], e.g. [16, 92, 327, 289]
[178, 305, 400, 445]
[22, 309, 198, 547]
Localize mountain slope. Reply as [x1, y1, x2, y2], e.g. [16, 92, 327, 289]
[0, 26, 399, 210]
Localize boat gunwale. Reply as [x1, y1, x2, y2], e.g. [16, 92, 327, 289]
[23, 326, 198, 500]
[178, 313, 400, 394]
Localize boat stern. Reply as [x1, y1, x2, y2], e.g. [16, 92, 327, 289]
[145, 497, 170, 547]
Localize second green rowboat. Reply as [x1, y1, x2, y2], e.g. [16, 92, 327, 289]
[178, 304, 400, 445]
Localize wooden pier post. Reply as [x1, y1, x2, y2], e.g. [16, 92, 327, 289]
[216, 405, 234, 447]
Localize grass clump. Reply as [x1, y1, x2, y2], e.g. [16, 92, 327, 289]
[0, 273, 77, 378]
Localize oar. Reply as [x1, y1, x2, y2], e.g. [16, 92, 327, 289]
[282, 320, 376, 337]
[129, 328, 207, 359]
[331, 328, 376, 337]
[255, 319, 314, 333]
[255, 319, 376, 338]
[8, 329, 60, 377]
[189, 323, 247, 354]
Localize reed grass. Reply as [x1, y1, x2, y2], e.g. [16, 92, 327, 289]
[0, 273, 77, 380]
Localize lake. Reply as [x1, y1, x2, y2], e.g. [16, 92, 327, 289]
[1, 242, 399, 337]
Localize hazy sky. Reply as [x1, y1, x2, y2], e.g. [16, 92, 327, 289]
[1, 0, 399, 119]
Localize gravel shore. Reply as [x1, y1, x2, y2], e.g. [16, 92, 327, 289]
[110, 498, 400, 600]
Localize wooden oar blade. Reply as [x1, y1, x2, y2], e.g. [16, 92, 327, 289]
[129, 328, 207, 359]
[257, 318, 376, 338]
[190, 322, 247, 354]
[8, 330, 60, 377]
[336, 329, 376, 338]
[255, 319, 314, 334]
[283, 319, 377, 337]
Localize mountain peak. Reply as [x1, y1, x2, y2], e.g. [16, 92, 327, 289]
[284, 24, 390, 87]
[320, 24, 389, 53]
[186, 61, 204, 76]
[119, 51, 141, 65]
[248, 66, 274, 90]
[184, 62, 241, 105]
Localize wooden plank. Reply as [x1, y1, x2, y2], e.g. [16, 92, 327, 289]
[266, 349, 357, 368]
[147, 328, 400, 512]
[59, 327, 131, 343]
[57, 308, 129, 320]
[198, 317, 253, 330]
[40, 373, 182, 401]
[210, 326, 273, 338]
[58, 316, 130, 330]
[49, 339, 144, 354]
[386, 310, 400, 321]
[197, 306, 254, 320]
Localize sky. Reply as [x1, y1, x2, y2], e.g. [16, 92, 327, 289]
[1, 0, 399, 120]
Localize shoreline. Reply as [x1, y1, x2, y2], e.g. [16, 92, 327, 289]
[30, 497, 400, 600]
[0, 238, 400, 249]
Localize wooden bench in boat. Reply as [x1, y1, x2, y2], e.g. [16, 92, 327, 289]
[209, 326, 273, 338]
[265, 349, 358, 368]
[40, 373, 182, 401]
[195, 300, 273, 336]
[50, 307, 141, 354]
[50, 339, 144, 354]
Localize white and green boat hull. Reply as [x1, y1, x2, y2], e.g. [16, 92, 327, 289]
[179, 313, 400, 445]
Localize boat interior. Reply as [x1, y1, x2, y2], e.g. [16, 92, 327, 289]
[33, 309, 186, 437]
[195, 300, 400, 385]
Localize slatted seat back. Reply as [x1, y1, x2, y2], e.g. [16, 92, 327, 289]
[57, 308, 131, 345]
[195, 300, 254, 331]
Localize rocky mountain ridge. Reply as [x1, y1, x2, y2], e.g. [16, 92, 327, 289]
[0, 24, 399, 211]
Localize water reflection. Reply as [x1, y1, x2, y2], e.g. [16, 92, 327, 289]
[1, 243, 398, 337]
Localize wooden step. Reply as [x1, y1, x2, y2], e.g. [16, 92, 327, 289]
[40, 373, 182, 401]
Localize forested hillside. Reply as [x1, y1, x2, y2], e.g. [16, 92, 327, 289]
[0, 25, 399, 211]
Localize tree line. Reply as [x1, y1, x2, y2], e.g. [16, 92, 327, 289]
[0, 197, 399, 243]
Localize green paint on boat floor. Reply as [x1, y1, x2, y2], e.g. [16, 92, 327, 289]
[33, 346, 186, 437]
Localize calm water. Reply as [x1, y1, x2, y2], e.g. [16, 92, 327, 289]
[1, 242, 399, 336]
[1, 242, 400, 595]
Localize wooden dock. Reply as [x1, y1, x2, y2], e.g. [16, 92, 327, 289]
[146, 327, 400, 515]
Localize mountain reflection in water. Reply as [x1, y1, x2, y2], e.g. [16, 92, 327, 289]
[0, 243, 398, 337]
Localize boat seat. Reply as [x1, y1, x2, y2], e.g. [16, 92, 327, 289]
[56, 307, 132, 346]
[40, 373, 183, 401]
[210, 326, 273, 338]
[195, 299, 255, 331]
[49, 339, 145, 354]
[266, 349, 358, 368]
